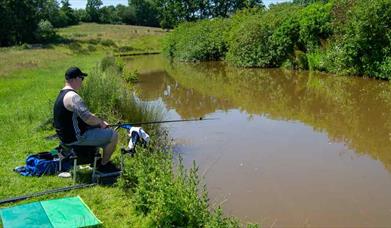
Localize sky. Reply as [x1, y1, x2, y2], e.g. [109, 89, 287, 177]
[68, 0, 289, 9]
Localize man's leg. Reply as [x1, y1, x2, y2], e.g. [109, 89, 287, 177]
[101, 131, 118, 165]
[70, 128, 118, 165]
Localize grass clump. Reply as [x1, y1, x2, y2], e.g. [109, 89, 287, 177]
[123, 69, 139, 83]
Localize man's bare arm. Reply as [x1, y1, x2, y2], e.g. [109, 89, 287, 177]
[68, 93, 107, 127]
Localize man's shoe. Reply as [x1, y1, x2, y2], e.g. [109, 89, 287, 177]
[96, 161, 120, 173]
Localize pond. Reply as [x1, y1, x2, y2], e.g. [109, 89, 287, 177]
[125, 54, 391, 227]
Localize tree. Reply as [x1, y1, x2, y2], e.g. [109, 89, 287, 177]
[86, 0, 103, 22]
[100, 6, 121, 24]
[116, 4, 136, 24]
[129, 0, 159, 27]
[61, 0, 79, 25]
[37, 0, 65, 27]
[0, 0, 40, 46]
[209, 0, 263, 17]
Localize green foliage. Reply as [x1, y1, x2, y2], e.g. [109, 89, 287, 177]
[35, 20, 56, 43]
[227, 14, 273, 67]
[61, 0, 79, 25]
[226, 5, 299, 67]
[0, 0, 82, 46]
[130, 0, 160, 27]
[307, 50, 328, 71]
[293, 0, 330, 6]
[116, 4, 136, 24]
[325, 0, 391, 78]
[99, 5, 122, 24]
[298, 2, 333, 52]
[119, 150, 240, 227]
[164, 19, 230, 61]
[86, 0, 103, 22]
[0, 0, 40, 46]
[267, 4, 302, 66]
[123, 69, 139, 83]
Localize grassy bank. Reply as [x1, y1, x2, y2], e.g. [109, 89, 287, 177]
[0, 23, 244, 227]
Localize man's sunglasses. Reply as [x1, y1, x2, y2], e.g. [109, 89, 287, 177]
[78, 76, 85, 81]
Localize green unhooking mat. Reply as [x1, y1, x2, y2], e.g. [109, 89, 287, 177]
[0, 196, 101, 228]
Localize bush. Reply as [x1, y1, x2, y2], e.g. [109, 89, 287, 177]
[226, 15, 273, 67]
[297, 2, 333, 52]
[227, 4, 302, 67]
[378, 57, 391, 79]
[269, 14, 301, 66]
[326, 0, 391, 78]
[35, 20, 56, 42]
[163, 19, 231, 61]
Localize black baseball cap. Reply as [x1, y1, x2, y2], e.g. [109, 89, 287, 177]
[65, 67, 88, 80]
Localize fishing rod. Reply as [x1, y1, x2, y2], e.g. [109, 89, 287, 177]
[45, 117, 217, 140]
[0, 183, 97, 205]
[108, 117, 217, 128]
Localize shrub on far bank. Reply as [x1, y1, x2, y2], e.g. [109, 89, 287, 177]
[226, 14, 273, 67]
[163, 19, 230, 62]
[297, 2, 333, 52]
[227, 4, 302, 67]
[325, 0, 391, 79]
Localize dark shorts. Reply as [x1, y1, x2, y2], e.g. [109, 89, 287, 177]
[69, 128, 114, 148]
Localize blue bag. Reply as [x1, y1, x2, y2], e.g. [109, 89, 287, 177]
[15, 152, 70, 176]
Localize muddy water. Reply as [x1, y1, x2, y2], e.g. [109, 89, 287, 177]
[125, 55, 391, 227]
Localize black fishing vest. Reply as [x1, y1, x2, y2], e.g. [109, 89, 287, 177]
[53, 89, 89, 144]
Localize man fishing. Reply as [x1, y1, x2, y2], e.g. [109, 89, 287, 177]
[53, 66, 119, 172]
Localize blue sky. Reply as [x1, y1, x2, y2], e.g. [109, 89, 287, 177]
[68, 0, 289, 9]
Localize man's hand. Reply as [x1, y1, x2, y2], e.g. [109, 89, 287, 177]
[100, 120, 109, 129]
